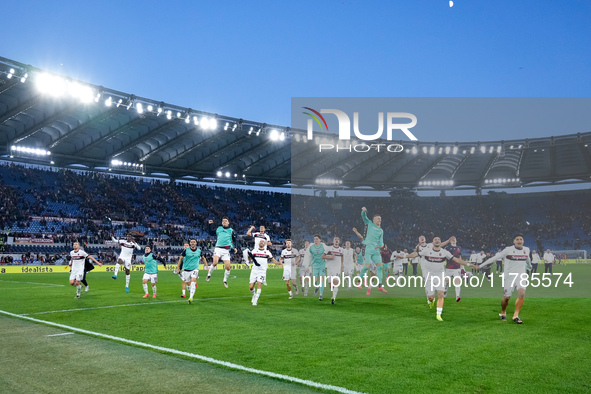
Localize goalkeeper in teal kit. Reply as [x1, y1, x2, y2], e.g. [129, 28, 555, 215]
[358, 207, 388, 295]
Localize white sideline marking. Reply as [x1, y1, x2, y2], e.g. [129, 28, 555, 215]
[47, 332, 75, 337]
[0, 309, 363, 394]
[0, 280, 64, 287]
[23, 294, 284, 316]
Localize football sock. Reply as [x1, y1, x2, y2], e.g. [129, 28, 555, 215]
[437, 307, 443, 315]
[189, 282, 196, 299]
[224, 269, 231, 282]
[125, 274, 130, 288]
[182, 289, 186, 295]
[152, 285, 157, 295]
[143, 283, 148, 294]
[288, 290, 293, 296]
[377, 265, 384, 286]
[114, 263, 120, 276]
[332, 286, 338, 299]
[76, 285, 82, 296]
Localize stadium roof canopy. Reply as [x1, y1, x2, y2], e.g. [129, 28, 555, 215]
[1, 56, 591, 191]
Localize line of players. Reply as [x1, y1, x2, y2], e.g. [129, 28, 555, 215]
[67, 210, 532, 323]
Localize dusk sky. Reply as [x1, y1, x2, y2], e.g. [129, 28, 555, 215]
[2, 1, 590, 141]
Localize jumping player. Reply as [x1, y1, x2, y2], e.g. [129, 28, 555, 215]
[279, 239, 298, 299]
[111, 234, 141, 293]
[206, 217, 237, 288]
[248, 239, 281, 306]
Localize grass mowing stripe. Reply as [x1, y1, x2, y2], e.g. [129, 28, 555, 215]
[23, 293, 284, 315]
[0, 279, 64, 286]
[0, 309, 365, 394]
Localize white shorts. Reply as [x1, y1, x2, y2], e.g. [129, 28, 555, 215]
[425, 269, 446, 296]
[118, 255, 132, 269]
[143, 273, 158, 283]
[250, 268, 266, 284]
[393, 263, 403, 274]
[214, 247, 231, 261]
[290, 265, 298, 280]
[69, 266, 84, 281]
[282, 267, 292, 281]
[370, 263, 377, 275]
[326, 263, 342, 277]
[343, 265, 355, 276]
[182, 269, 199, 282]
[503, 271, 528, 297]
[356, 264, 363, 273]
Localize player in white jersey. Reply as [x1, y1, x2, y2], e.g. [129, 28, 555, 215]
[243, 225, 271, 265]
[69, 242, 102, 298]
[390, 249, 406, 279]
[279, 239, 298, 299]
[342, 241, 355, 291]
[414, 235, 452, 306]
[298, 240, 311, 296]
[477, 234, 532, 324]
[111, 234, 141, 293]
[407, 237, 473, 321]
[248, 239, 281, 306]
[323, 237, 344, 304]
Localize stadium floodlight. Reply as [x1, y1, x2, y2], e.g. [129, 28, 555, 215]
[224, 122, 229, 131]
[193, 116, 199, 126]
[20, 73, 28, 83]
[438, 147, 443, 154]
[249, 127, 254, 135]
[216, 171, 222, 177]
[452, 146, 458, 154]
[480, 146, 486, 153]
[422, 146, 427, 154]
[105, 96, 112, 107]
[147, 105, 153, 112]
[166, 110, 172, 120]
[225, 171, 230, 178]
[185, 114, 190, 124]
[157, 106, 163, 115]
[210, 118, 218, 130]
[201, 117, 210, 130]
[7, 68, 15, 79]
[510, 145, 514, 149]
[117, 98, 123, 107]
[94, 92, 101, 103]
[137, 102, 144, 114]
[411, 146, 418, 154]
[445, 146, 451, 154]
[280, 131, 285, 141]
[177, 112, 181, 118]
[270, 129, 279, 141]
[232, 123, 237, 131]
[489, 146, 494, 153]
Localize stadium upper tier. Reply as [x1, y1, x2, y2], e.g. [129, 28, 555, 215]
[1, 163, 590, 255]
[1, 56, 591, 190]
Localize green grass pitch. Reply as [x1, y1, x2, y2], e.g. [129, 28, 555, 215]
[0, 265, 590, 393]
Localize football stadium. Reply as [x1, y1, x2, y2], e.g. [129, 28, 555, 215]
[1, 3, 591, 394]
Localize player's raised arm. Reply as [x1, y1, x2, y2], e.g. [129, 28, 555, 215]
[206, 219, 217, 236]
[361, 207, 371, 225]
[246, 225, 255, 237]
[440, 236, 454, 248]
[352, 227, 364, 241]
